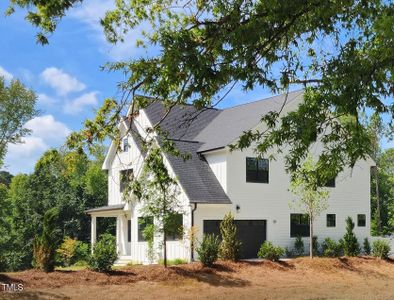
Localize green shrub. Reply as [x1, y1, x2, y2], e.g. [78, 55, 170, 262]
[75, 241, 90, 263]
[312, 236, 319, 256]
[218, 213, 241, 261]
[33, 208, 61, 272]
[363, 238, 371, 255]
[343, 217, 360, 256]
[159, 258, 187, 266]
[321, 238, 342, 257]
[294, 235, 304, 256]
[372, 239, 391, 259]
[285, 247, 294, 258]
[257, 241, 284, 261]
[56, 237, 79, 267]
[196, 234, 220, 267]
[88, 234, 117, 272]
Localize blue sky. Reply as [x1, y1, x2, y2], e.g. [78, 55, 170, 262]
[0, 1, 392, 174]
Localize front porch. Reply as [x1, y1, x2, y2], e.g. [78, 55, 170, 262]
[86, 204, 131, 257]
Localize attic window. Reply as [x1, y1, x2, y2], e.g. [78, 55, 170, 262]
[246, 157, 269, 183]
[123, 138, 129, 152]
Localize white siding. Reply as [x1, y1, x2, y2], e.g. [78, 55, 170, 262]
[204, 150, 227, 192]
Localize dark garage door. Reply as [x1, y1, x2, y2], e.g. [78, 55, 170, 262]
[203, 220, 267, 258]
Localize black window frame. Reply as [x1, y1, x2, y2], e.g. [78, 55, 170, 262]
[138, 216, 154, 242]
[246, 157, 269, 183]
[357, 214, 366, 227]
[166, 214, 183, 241]
[123, 138, 129, 152]
[120, 169, 133, 193]
[127, 219, 131, 242]
[290, 214, 310, 237]
[326, 214, 336, 227]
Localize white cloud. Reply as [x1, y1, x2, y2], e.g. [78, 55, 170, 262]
[3, 115, 71, 174]
[41, 67, 86, 96]
[37, 93, 57, 106]
[0, 66, 13, 81]
[63, 91, 99, 115]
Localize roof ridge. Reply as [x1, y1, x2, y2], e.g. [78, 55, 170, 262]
[223, 89, 304, 111]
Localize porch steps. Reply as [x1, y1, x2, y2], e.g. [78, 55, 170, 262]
[114, 256, 134, 267]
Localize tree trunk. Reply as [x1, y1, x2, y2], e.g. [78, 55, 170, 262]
[309, 217, 313, 259]
[163, 230, 167, 268]
[374, 166, 382, 234]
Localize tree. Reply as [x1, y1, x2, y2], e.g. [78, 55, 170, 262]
[131, 146, 183, 267]
[219, 213, 241, 261]
[0, 171, 13, 187]
[290, 155, 329, 258]
[7, 1, 394, 179]
[0, 78, 37, 166]
[342, 217, 360, 256]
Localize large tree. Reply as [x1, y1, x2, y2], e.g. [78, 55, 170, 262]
[0, 77, 37, 166]
[6, 0, 394, 178]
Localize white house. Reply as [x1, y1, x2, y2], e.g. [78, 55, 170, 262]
[86, 90, 373, 264]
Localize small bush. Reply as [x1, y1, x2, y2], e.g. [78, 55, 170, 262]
[372, 239, 391, 259]
[363, 238, 371, 255]
[343, 217, 360, 256]
[159, 258, 187, 266]
[196, 234, 220, 267]
[57, 237, 79, 267]
[285, 247, 294, 258]
[219, 213, 241, 261]
[321, 238, 342, 257]
[312, 236, 319, 256]
[257, 241, 284, 261]
[75, 241, 90, 263]
[294, 236, 304, 256]
[88, 234, 117, 272]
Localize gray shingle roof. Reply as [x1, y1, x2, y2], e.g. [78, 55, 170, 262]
[141, 90, 304, 204]
[85, 204, 125, 214]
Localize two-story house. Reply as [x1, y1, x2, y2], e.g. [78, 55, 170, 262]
[86, 90, 372, 264]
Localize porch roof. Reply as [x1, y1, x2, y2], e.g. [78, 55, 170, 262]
[85, 204, 125, 214]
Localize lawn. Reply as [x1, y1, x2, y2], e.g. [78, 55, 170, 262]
[1, 257, 394, 299]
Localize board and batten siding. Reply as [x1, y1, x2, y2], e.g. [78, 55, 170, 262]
[204, 150, 227, 192]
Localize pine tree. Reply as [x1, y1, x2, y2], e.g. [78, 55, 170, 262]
[219, 213, 241, 261]
[343, 217, 360, 257]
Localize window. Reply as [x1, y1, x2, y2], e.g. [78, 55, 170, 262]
[166, 214, 183, 241]
[357, 214, 366, 227]
[123, 138, 129, 152]
[318, 177, 336, 188]
[326, 214, 336, 227]
[127, 220, 131, 242]
[138, 217, 153, 242]
[246, 157, 269, 183]
[290, 214, 310, 237]
[120, 169, 133, 192]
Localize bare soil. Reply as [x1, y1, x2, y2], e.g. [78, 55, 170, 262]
[1, 257, 394, 299]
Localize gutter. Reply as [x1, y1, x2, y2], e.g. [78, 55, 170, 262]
[190, 203, 198, 261]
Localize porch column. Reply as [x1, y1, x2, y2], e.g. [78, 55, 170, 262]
[116, 216, 120, 254]
[91, 215, 97, 254]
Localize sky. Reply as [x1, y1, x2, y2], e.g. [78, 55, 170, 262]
[0, 1, 392, 175]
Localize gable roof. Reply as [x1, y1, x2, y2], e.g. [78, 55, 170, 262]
[140, 90, 303, 204]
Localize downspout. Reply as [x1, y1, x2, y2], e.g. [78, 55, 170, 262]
[190, 203, 198, 261]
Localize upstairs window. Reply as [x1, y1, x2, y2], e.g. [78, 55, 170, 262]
[324, 177, 336, 188]
[138, 216, 154, 242]
[123, 138, 129, 152]
[246, 157, 269, 183]
[290, 214, 310, 237]
[120, 169, 133, 193]
[326, 214, 336, 227]
[166, 214, 183, 241]
[357, 214, 366, 227]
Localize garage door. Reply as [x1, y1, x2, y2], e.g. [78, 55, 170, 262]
[203, 220, 267, 258]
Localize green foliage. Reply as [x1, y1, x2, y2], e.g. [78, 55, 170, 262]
[257, 241, 285, 261]
[158, 258, 187, 266]
[312, 236, 319, 256]
[343, 217, 360, 257]
[142, 222, 155, 263]
[290, 156, 329, 258]
[294, 236, 304, 256]
[363, 238, 371, 255]
[0, 171, 13, 187]
[33, 208, 61, 272]
[196, 234, 220, 267]
[219, 213, 241, 261]
[56, 237, 79, 267]
[88, 234, 117, 272]
[74, 241, 90, 263]
[372, 240, 391, 259]
[0, 78, 37, 166]
[321, 238, 343, 257]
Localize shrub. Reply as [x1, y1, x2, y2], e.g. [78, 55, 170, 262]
[312, 236, 319, 256]
[57, 237, 78, 267]
[285, 247, 294, 258]
[294, 235, 304, 256]
[218, 213, 241, 261]
[372, 239, 391, 259]
[159, 258, 187, 266]
[74, 241, 90, 263]
[363, 238, 371, 255]
[343, 217, 360, 256]
[321, 238, 342, 257]
[88, 234, 117, 272]
[257, 241, 284, 261]
[196, 234, 220, 267]
[33, 208, 61, 272]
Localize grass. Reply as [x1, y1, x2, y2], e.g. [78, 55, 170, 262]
[158, 258, 187, 266]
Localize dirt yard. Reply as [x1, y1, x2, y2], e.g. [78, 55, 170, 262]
[1, 257, 394, 300]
